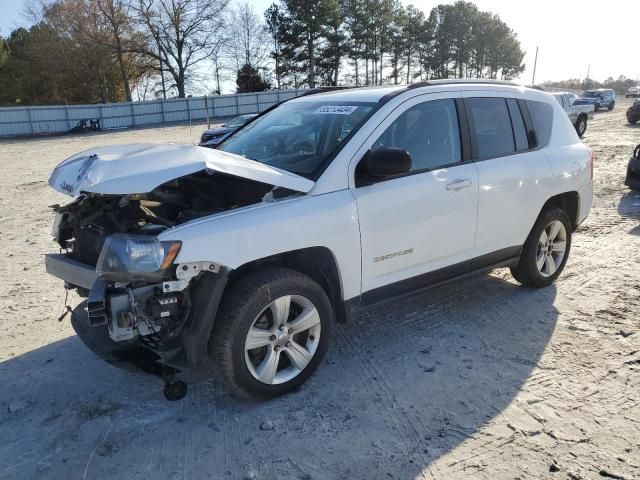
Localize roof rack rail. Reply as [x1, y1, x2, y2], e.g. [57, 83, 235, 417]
[407, 79, 521, 89]
[298, 86, 356, 97]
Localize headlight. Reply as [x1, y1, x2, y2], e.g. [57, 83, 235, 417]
[96, 234, 181, 281]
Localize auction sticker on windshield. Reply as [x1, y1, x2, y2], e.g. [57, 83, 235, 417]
[314, 105, 359, 115]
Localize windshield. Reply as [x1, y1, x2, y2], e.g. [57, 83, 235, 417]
[218, 101, 375, 177]
[226, 115, 254, 128]
[583, 92, 599, 98]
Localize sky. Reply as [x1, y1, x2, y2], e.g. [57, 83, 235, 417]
[2, 0, 639, 89]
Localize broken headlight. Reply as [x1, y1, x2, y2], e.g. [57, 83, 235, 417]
[96, 234, 181, 281]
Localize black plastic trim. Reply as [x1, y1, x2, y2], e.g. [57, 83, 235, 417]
[407, 79, 520, 89]
[355, 246, 522, 309]
[181, 268, 230, 366]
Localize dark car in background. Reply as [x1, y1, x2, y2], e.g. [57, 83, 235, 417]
[626, 145, 640, 191]
[627, 99, 640, 125]
[199, 114, 258, 148]
[574, 89, 616, 111]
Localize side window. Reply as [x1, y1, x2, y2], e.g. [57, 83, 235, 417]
[526, 100, 554, 147]
[371, 99, 461, 171]
[467, 97, 515, 159]
[506, 99, 529, 151]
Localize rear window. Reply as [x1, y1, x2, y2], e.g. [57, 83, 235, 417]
[467, 98, 515, 159]
[526, 100, 554, 147]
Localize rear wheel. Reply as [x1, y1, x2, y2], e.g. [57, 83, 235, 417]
[510, 208, 572, 288]
[594, 103, 600, 112]
[575, 115, 587, 137]
[211, 267, 332, 400]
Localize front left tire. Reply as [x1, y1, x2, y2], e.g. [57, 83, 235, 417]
[211, 267, 332, 400]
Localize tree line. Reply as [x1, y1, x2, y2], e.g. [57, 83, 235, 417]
[0, 0, 526, 106]
[543, 76, 639, 96]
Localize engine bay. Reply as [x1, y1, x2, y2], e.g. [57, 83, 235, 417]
[52, 171, 278, 266]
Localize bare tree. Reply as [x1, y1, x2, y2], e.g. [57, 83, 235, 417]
[134, 0, 229, 98]
[228, 2, 269, 70]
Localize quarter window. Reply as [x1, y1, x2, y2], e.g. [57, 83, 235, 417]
[526, 100, 554, 147]
[467, 97, 516, 159]
[371, 99, 462, 172]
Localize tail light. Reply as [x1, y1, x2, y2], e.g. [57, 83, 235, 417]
[589, 148, 594, 180]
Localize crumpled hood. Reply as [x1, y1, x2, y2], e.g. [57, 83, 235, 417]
[48, 143, 314, 196]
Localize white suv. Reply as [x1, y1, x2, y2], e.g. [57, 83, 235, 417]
[46, 80, 593, 399]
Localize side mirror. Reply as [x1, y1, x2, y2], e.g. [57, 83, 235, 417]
[366, 147, 412, 178]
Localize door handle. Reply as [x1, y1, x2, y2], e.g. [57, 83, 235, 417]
[446, 179, 472, 191]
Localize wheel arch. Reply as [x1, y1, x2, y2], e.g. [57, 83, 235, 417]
[540, 191, 580, 231]
[227, 247, 349, 323]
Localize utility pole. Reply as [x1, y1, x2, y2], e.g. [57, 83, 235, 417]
[585, 64, 591, 89]
[531, 46, 538, 86]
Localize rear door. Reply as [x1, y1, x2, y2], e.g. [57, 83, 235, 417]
[461, 93, 554, 263]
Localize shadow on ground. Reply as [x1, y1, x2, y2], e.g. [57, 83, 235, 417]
[617, 190, 640, 235]
[0, 272, 558, 480]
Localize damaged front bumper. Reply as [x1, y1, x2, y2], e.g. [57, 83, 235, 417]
[46, 253, 230, 373]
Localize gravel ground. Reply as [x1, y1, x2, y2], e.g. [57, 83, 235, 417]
[0, 99, 639, 480]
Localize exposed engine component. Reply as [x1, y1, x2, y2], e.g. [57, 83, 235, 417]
[105, 283, 191, 343]
[52, 171, 280, 268]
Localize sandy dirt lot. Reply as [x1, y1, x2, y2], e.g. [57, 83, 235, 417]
[0, 99, 639, 480]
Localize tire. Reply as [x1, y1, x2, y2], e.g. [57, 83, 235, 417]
[510, 207, 572, 288]
[594, 103, 600, 112]
[607, 102, 615, 111]
[575, 115, 587, 137]
[629, 115, 639, 125]
[211, 267, 332, 400]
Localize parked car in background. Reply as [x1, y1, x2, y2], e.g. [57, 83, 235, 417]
[566, 92, 579, 105]
[625, 145, 640, 191]
[45, 80, 593, 399]
[574, 89, 616, 111]
[625, 86, 640, 98]
[552, 93, 594, 137]
[199, 114, 257, 148]
[627, 99, 640, 124]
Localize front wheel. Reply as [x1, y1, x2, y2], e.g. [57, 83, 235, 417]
[211, 268, 332, 400]
[608, 102, 615, 111]
[510, 208, 572, 288]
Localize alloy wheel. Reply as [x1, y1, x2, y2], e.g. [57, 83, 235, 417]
[536, 220, 567, 277]
[244, 295, 321, 385]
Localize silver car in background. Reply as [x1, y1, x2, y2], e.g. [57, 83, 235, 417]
[552, 92, 594, 138]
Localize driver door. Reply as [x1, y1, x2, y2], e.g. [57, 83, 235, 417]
[350, 93, 479, 298]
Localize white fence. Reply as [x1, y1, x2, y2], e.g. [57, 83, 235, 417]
[0, 89, 307, 137]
